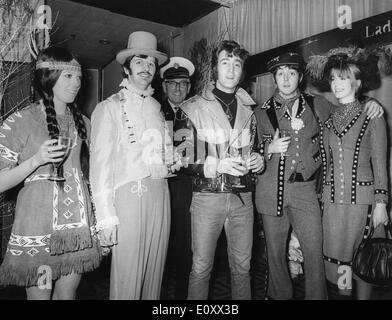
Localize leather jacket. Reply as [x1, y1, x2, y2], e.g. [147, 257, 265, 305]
[174, 85, 258, 193]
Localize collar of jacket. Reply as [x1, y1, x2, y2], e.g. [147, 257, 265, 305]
[273, 93, 306, 120]
[200, 82, 256, 107]
[182, 84, 255, 140]
[119, 78, 154, 97]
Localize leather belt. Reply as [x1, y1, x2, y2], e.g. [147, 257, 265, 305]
[192, 173, 255, 193]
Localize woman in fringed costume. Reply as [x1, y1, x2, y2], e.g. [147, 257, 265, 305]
[0, 47, 101, 299]
[308, 47, 391, 299]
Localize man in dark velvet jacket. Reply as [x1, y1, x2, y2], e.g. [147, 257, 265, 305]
[159, 57, 195, 299]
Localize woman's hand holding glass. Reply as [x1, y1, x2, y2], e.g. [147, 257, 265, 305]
[32, 139, 67, 168]
[48, 134, 71, 181]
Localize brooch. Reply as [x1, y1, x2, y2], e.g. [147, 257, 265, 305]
[291, 118, 305, 131]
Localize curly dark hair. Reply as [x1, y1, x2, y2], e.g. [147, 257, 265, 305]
[210, 40, 249, 84]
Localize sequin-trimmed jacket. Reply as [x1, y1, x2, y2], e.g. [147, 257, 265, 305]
[90, 82, 171, 231]
[254, 93, 331, 216]
[322, 101, 388, 205]
[174, 86, 257, 189]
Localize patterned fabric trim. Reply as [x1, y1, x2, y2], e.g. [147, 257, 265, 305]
[130, 180, 148, 197]
[323, 255, 352, 266]
[318, 117, 327, 196]
[357, 181, 374, 186]
[0, 122, 11, 131]
[350, 117, 370, 204]
[7, 246, 50, 256]
[276, 156, 285, 216]
[0, 143, 18, 162]
[329, 147, 335, 203]
[8, 233, 51, 247]
[312, 150, 321, 163]
[329, 111, 362, 138]
[280, 94, 306, 121]
[0, 111, 22, 160]
[36, 60, 82, 76]
[3, 112, 22, 125]
[260, 98, 272, 110]
[375, 189, 388, 195]
[261, 134, 272, 156]
[325, 117, 333, 130]
[52, 169, 87, 231]
[73, 168, 88, 225]
[25, 174, 50, 183]
[363, 205, 373, 239]
[262, 134, 272, 143]
[120, 92, 137, 144]
[311, 133, 319, 143]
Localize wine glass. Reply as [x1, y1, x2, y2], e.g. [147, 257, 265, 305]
[241, 150, 251, 176]
[279, 129, 291, 157]
[48, 134, 71, 181]
[228, 146, 247, 187]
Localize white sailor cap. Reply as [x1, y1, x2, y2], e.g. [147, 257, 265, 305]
[160, 57, 195, 79]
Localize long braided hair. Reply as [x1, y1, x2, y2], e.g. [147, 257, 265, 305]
[34, 46, 89, 180]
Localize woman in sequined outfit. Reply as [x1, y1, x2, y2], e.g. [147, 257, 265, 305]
[320, 53, 389, 299]
[0, 47, 101, 299]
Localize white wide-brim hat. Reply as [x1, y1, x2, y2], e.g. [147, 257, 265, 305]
[116, 31, 168, 66]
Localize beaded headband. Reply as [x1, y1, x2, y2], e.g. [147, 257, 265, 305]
[36, 59, 82, 76]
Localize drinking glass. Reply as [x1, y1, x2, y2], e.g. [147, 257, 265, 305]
[241, 152, 250, 175]
[228, 146, 247, 187]
[280, 129, 291, 157]
[48, 134, 71, 181]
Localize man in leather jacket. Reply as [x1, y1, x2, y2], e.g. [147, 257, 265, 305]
[174, 40, 264, 300]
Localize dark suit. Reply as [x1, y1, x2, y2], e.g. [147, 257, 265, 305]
[160, 100, 193, 299]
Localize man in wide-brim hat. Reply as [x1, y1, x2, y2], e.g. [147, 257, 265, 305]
[90, 31, 174, 300]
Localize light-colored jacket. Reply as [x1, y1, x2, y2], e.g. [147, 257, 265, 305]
[90, 81, 171, 230]
[178, 86, 256, 178]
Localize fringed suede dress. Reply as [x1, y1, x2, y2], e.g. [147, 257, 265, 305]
[0, 103, 101, 286]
